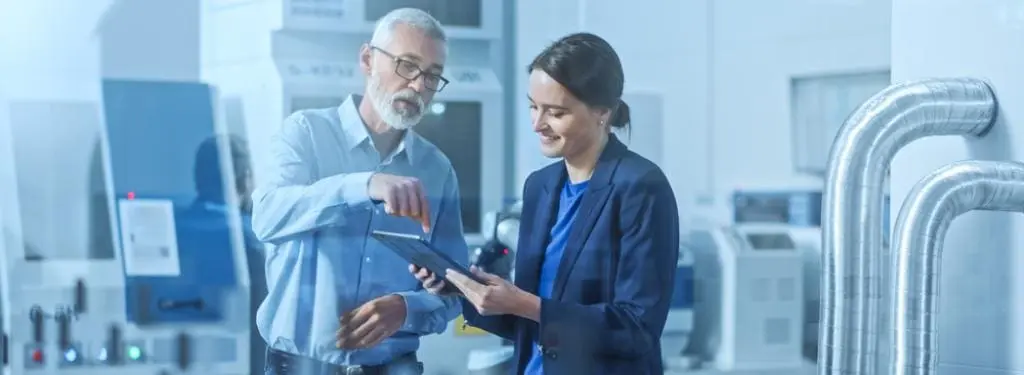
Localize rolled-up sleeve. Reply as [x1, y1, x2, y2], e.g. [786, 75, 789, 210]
[251, 113, 374, 243]
[394, 168, 466, 335]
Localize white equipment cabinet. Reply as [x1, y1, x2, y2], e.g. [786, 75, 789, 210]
[688, 224, 804, 372]
[731, 188, 824, 361]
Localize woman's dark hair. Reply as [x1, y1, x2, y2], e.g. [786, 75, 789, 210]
[528, 32, 631, 130]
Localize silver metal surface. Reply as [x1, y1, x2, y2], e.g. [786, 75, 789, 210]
[495, 219, 519, 252]
[889, 161, 1024, 375]
[666, 361, 817, 375]
[819, 78, 997, 375]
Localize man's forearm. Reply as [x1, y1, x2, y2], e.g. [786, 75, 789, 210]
[251, 171, 374, 242]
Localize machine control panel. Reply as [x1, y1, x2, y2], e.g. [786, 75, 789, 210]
[745, 232, 797, 251]
[732, 225, 799, 253]
[733, 190, 822, 227]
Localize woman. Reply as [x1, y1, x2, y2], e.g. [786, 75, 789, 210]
[410, 32, 679, 374]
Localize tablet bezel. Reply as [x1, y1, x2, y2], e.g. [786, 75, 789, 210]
[370, 230, 487, 285]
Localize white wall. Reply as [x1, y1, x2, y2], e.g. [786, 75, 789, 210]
[99, 0, 200, 81]
[889, 0, 1024, 373]
[515, 0, 891, 223]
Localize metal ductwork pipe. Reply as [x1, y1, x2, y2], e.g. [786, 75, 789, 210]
[819, 78, 996, 375]
[889, 161, 1024, 375]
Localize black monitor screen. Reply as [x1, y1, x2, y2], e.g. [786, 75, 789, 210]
[365, 0, 482, 28]
[289, 98, 483, 233]
[414, 102, 482, 233]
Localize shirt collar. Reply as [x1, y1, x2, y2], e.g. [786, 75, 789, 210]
[337, 94, 418, 166]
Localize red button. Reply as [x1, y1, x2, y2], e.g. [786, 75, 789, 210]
[31, 350, 43, 362]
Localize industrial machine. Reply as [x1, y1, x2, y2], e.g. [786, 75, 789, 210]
[731, 189, 822, 360]
[473, 202, 521, 280]
[465, 203, 520, 375]
[686, 223, 804, 371]
[0, 79, 252, 374]
[730, 188, 890, 361]
[200, 0, 509, 240]
[663, 243, 697, 371]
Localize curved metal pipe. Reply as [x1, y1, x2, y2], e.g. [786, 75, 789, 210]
[820, 78, 996, 375]
[888, 161, 1024, 375]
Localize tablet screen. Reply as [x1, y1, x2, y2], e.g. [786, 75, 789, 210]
[371, 230, 486, 284]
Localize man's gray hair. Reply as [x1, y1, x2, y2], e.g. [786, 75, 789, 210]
[369, 8, 448, 49]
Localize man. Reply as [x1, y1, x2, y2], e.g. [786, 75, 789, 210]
[251, 8, 466, 375]
[189, 135, 267, 373]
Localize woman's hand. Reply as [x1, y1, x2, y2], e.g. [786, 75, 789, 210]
[446, 266, 540, 320]
[408, 264, 456, 295]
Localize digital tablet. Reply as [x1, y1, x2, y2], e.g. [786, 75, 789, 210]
[371, 230, 488, 285]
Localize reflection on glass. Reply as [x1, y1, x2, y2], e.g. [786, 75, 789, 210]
[9, 101, 115, 261]
[101, 78, 255, 269]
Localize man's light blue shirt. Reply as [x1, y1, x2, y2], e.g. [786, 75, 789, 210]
[251, 95, 466, 366]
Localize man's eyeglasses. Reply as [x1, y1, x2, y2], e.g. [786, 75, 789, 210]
[371, 46, 449, 92]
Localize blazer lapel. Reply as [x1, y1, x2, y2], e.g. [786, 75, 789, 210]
[515, 167, 564, 295]
[551, 136, 627, 300]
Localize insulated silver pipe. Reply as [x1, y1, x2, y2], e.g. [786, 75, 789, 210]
[819, 78, 996, 375]
[889, 161, 1024, 375]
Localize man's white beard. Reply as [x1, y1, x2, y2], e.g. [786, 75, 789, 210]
[367, 71, 425, 130]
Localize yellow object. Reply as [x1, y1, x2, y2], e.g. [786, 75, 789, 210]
[454, 314, 489, 336]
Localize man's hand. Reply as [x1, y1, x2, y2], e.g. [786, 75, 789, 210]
[335, 295, 407, 350]
[446, 266, 540, 320]
[369, 173, 432, 232]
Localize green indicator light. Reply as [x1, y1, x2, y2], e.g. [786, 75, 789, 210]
[127, 346, 142, 360]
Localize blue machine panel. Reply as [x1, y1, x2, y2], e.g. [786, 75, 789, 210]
[671, 266, 694, 309]
[102, 79, 238, 324]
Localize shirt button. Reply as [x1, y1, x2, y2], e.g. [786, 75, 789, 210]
[365, 257, 372, 263]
